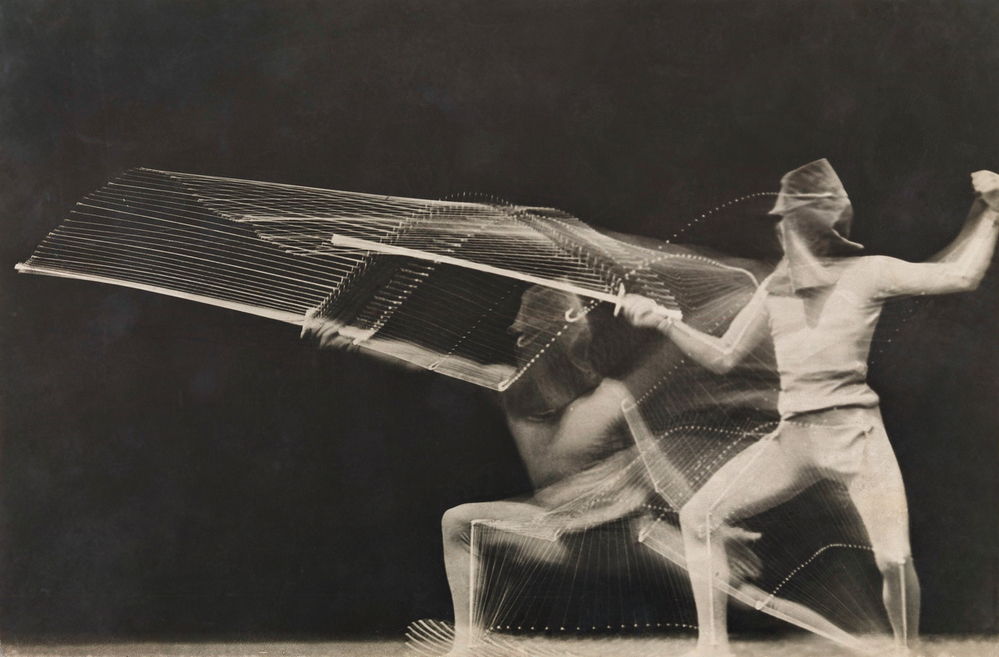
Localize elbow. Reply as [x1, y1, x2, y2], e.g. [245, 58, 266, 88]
[952, 271, 984, 292]
[706, 352, 738, 375]
[962, 276, 984, 292]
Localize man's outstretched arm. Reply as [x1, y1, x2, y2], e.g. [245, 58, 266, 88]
[620, 286, 770, 375]
[876, 171, 999, 297]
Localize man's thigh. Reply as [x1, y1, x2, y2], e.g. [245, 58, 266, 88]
[845, 426, 911, 564]
[684, 432, 811, 529]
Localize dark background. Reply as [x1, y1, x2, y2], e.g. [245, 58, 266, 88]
[1, 0, 997, 641]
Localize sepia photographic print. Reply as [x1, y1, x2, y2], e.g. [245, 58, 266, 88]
[2, 2, 997, 656]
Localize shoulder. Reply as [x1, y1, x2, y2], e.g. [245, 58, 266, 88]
[839, 255, 893, 279]
[853, 255, 917, 279]
[581, 379, 630, 409]
[835, 255, 879, 269]
[860, 254, 897, 265]
[857, 254, 911, 267]
[556, 379, 630, 421]
[838, 255, 907, 298]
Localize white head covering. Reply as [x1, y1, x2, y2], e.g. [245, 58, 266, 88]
[768, 159, 864, 295]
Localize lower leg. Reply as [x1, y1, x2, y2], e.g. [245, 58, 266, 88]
[442, 533, 476, 652]
[845, 427, 919, 649]
[676, 439, 805, 656]
[681, 514, 732, 655]
[881, 557, 920, 649]
[441, 500, 553, 653]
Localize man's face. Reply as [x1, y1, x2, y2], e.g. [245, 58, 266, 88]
[837, 202, 854, 229]
[509, 288, 585, 347]
[774, 220, 787, 254]
[771, 198, 854, 255]
[767, 197, 785, 218]
[508, 313, 530, 344]
[503, 289, 599, 415]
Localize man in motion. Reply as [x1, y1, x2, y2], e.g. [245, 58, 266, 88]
[306, 280, 857, 656]
[623, 160, 999, 656]
[438, 286, 653, 654]
[307, 285, 665, 654]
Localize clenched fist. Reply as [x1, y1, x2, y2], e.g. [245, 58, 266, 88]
[620, 293, 673, 329]
[300, 308, 358, 351]
[972, 170, 999, 211]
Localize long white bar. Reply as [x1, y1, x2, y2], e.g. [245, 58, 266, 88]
[141, 168, 493, 210]
[14, 262, 305, 325]
[328, 234, 684, 319]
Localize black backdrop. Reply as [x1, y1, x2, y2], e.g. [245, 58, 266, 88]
[2, 0, 997, 640]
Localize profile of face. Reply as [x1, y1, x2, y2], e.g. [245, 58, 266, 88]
[770, 197, 856, 258]
[504, 286, 600, 416]
[508, 287, 590, 356]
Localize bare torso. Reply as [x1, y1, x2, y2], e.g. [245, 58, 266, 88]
[505, 379, 632, 490]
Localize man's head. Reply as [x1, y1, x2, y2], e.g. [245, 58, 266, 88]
[504, 286, 601, 416]
[768, 159, 864, 293]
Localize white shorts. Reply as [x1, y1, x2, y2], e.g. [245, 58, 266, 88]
[690, 405, 912, 565]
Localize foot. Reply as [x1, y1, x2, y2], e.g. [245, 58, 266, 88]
[440, 636, 479, 657]
[406, 618, 481, 657]
[677, 645, 736, 657]
[441, 648, 479, 657]
[867, 639, 925, 657]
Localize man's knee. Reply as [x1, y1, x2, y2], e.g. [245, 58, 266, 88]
[874, 547, 912, 574]
[678, 499, 715, 540]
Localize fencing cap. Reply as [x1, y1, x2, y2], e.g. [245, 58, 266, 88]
[768, 159, 864, 294]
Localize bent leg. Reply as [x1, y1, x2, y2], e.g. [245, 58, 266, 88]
[639, 515, 864, 653]
[846, 428, 920, 648]
[441, 500, 566, 654]
[679, 436, 811, 655]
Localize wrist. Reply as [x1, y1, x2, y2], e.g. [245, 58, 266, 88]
[656, 316, 676, 333]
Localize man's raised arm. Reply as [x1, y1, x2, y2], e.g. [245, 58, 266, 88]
[876, 171, 999, 297]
